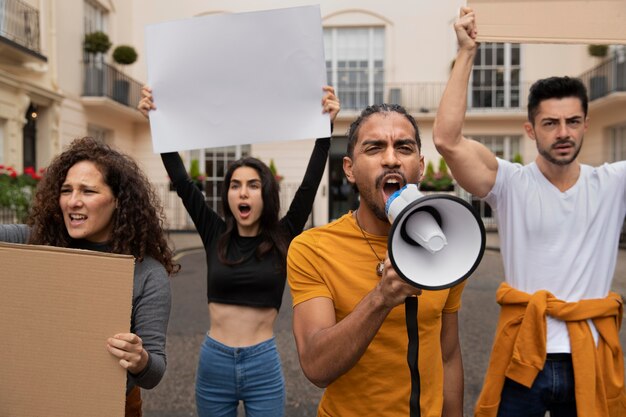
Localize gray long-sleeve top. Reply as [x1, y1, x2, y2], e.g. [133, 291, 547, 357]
[0, 224, 171, 394]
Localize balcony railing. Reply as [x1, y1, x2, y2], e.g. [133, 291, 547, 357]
[0, 0, 41, 54]
[578, 54, 626, 101]
[83, 61, 142, 108]
[337, 80, 531, 114]
[156, 180, 313, 231]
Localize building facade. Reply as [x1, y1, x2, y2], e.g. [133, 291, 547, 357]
[1, 0, 624, 229]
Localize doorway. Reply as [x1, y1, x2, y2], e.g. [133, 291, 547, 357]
[23, 104, 37, 169]
[328, 137, 359, 221]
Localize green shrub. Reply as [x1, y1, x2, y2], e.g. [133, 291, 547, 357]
[112, 45, 138, 65]
[268, 159, 283, 182]
[84, 31, 112, 55]
[588, 44, 608, 58]
[0, 165, 43, 222]
[420, 158, 454, 192]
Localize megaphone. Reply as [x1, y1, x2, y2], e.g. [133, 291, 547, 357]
[385, 184, 486, 290]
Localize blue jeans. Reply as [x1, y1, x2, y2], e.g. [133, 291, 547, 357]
[497, 354, 577, 417]
[196, 335, 285, 417]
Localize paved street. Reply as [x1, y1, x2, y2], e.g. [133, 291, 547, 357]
[143, 232, 626, 417]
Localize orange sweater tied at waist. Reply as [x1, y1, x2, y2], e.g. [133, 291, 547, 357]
[475, 282, 626, 417]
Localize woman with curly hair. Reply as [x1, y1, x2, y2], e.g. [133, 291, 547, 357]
[0, 137, 178, 417]
[139, 85, 339, 417]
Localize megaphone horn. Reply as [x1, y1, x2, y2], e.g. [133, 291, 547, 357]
[385, 184, 486, 290]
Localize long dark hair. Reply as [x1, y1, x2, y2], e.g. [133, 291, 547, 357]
[27, 137, 179, 275]
[217, 157, 288, 267]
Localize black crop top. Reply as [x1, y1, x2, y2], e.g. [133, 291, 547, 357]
[161, 137, 330, 310]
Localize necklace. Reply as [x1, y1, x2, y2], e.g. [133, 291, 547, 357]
[354, 209, 385, 276]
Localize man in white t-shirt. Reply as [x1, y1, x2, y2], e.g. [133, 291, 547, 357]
[434, 8, 626, 417]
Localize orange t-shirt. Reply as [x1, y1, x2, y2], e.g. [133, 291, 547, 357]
[287, 212, 465, 417]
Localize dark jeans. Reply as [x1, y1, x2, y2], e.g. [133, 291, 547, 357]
[497, 354, 577, 417]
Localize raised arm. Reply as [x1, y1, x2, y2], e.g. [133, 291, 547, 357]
[138, 86, 224, 244]
[282, 86, 340, 237]
[433, 8, 498, 198]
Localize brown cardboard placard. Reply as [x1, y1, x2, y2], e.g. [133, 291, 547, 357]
[0, 242, 134, 417]
[468, 0, 626, 44]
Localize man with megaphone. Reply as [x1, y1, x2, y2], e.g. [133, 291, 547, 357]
[287, 102, 467, 417]
[434, 8, 626, 417]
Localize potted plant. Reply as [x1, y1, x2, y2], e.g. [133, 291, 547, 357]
[112, 45, 138, 105]
[188, 159, 206, 191]
[419, 158, 454, 192]
[588, 44, 609, 59]
[83, 31, 112, 96]
[83, 31, 112, 60]
[268, 159, 283, 183]
[0, 165, 44, 222]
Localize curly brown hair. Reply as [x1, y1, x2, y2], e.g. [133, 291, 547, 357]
[27, 137, 179, 275]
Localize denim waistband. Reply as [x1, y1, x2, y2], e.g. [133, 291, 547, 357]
[203, 334, 277, 358]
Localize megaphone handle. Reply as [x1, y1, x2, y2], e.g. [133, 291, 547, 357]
[405, 296, 420, 417]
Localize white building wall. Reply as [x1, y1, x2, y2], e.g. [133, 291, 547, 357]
[2, 0, 622, 227]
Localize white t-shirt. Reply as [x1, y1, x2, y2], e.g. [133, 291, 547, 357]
[484, 159, 626, 353]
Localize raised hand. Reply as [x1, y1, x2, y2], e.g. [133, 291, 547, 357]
[322, 85, 340, 123]
[455, 7, 478, 51]
[137, 85, 156, 119]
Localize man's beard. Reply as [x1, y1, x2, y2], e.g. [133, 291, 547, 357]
[363, 197, 388, 222]
[358, 170, 409, 223]
[537, 137, 583, 166]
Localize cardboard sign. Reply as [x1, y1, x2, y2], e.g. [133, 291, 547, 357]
[468, 0, 626, 44]
[0, 242, 134, 417]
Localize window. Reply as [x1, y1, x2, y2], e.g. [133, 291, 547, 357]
[87, 124, 111, 144]
[84, 0, 107, 34]
[202, 145, 250, 216]
[610, 124, 626, 162]
[461, 135, 522, 228]
[470, 43, 521, 109]
[471, 135, 521, 161]
[324, 27, 384, 110]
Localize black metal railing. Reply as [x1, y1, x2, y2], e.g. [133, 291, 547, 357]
[390, 81, 532, 113]
[0, 207, 18, 224]
[336, 81, 530, 114]
[0, 0, 41, 53]
[83, 61, 143, 108]
[579, 54, 626, 101]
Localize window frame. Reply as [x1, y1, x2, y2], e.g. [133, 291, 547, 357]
[201, 145, 250, 216]
[469, 43, 521, 109]
[324, 26, 385, 110]
[610, 124, 626, 162]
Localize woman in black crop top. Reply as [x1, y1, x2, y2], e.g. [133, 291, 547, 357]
[139, 86, 339, 417]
